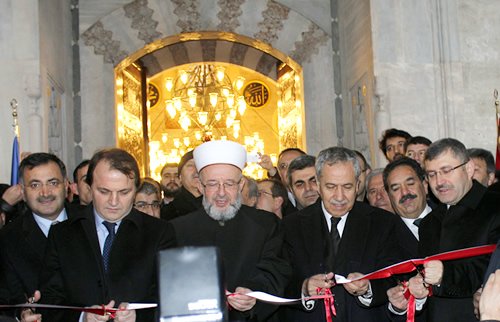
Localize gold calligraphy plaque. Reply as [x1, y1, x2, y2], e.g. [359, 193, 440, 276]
[243, 81, 270, 109]
[148, 82, 161, 109]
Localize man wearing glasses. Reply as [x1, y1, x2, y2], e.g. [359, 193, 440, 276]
[256, 179, 288, 219]
[172, 140, 291, 321]
[408, 138, 500, 321]
[134, 179, 162, 218]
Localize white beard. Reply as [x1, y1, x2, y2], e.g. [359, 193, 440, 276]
[203, 191, 242, 222]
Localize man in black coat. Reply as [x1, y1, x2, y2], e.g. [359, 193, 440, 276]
[0, 153, 82, 321]
[382, 157, 434, 320]
[160, 151, 202, 220]
[409, 138, 500, 321]
[282, 147, 402, 321]
[38, 148, 176, 321]
[172, 140, 291, 321]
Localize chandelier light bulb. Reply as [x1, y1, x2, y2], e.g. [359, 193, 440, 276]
[195, 131, 202, 140]
[199, 112, 208, 125]
[227, 94, 234, 108]
[166, 100, 176, 118]
[238, 96, 246, 115]
[173, 138, 180, 148]
[162, 133, 168, 143]
[221, 136, 227, 141]
[180, 71, 188, 84]
[215, 112, 222, 121]
[222, 88, 229, 97]
[216, 67, 225, 82]
[234, 76, 245, 90]
[230, 109, 236, 119]
[187, 88, 194, 96]
[183, 137, 190, 146]
[173, 97, 182, 110]
[209, 93, 218, 107]
[189, 93, 197, 107]
[165, 78, 173, 91]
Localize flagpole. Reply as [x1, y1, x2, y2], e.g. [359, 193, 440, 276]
[10, 99, 20, 186]
[495, 90, 500, 170]
[10, 99, 19, 138]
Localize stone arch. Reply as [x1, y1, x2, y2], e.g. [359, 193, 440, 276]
[79, 0, 336, 157]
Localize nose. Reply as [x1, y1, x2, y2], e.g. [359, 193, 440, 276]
[334, 187, 343, 201]
[434, 171, 446, 186]
[304, 181, 312, 191]
[108, 192, 119, 206]
[375, 188, 384, 200]
[400, 184, 409, 196]
[216, 184, 226, 196]
[40, 185, 50, 197]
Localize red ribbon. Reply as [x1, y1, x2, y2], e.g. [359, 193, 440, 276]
[350, 244, 497, 282]
[318, 287, 335, 322]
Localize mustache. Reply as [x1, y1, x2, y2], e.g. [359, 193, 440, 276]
[436, 184, 452, 191]
[399, 194, 417, 204]
[37, 195, 56, 203]
[330, 199, 348, 206]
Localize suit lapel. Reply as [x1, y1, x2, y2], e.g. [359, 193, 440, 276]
[335, 202, 371, 273]
[22, 213, 47, 260]
[80, 208, 107, 277]
[301, 202, 328, 273]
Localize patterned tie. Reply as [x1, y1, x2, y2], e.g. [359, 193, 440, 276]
[102, 221, 116, 272]
[330, 217, 341, 255]
[413, 218, 422, 227]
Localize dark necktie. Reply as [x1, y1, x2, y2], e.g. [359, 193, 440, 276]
[102, 221, 116, 272]
[330, 217, 341, 255]
[413, 218, 422, 227]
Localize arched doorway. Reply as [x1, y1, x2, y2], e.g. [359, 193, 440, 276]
[114, 32, 304, 179]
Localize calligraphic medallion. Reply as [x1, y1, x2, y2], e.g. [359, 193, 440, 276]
[148, 82, 160, 109]
[243, 81, 270, 109]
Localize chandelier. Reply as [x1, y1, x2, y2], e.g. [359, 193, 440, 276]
[164, 64, 246, 141]
[148, 63, 273, 181]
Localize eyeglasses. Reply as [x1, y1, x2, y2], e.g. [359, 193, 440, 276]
[134, 202, 161, 210]
[258, 190, 273, 197]
[201, 180, 241, 192]
[424, 161, 468, 181]
[24, 180, 63, 191]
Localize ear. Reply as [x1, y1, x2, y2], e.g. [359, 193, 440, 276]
[274, 196, 284, 212]
[70, 182, 79, 196]
[488, 173, 496, 186]
[196, 180, 204, 195]
[423, 180, 429, 195]
[465, 159, 475, 179]
[239, 177, 246, 192]
[0, 213, 5, 228]
[64, 178, 70, 198]
[250, 196, 257, 207]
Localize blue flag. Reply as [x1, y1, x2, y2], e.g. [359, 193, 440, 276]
[11, 136, 19, 186]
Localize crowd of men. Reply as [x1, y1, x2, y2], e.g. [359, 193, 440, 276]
[0, 128, 500, 321]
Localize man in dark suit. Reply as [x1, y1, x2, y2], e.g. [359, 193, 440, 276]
[0, 153, 79, 321]
[38, 148, 176, 321]
[172, 140, 291, 321]
[160, 151, 202, 220]
[408, 138, 500, 321]
[282, 147, 402, 321]
[382, 157, 433, 318]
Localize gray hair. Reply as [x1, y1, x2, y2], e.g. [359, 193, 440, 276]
[137, 180, 160, 196]
[365, 168, 384, 190]
[244, 176, 258, 199]
[424, 138, 469, 164]
[316, 147, 361, 182]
